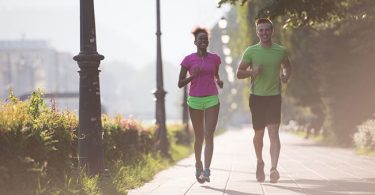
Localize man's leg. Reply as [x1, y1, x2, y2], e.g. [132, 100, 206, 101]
[249, 94, 266, 182]
[267, 124, 280, 169]
[253, 129, 265, 164]
[254, 128, 265, 182]
[265, 94, 281, 183]
[267, 123, 281, 183]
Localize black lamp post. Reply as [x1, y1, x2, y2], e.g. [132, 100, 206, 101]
[153, 0, 169, 156]
[73, 0, 104, 175]
[182, 86, 190, 140]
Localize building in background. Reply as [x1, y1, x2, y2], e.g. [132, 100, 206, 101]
[0, 39, 78, 110]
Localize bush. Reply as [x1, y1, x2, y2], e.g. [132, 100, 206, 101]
[103, 114, 155, 162]
[0, 90, 193, 194]
[167, 123, 192, 146]
[0, 90, 78, 194]
[353, 119, 375, 151]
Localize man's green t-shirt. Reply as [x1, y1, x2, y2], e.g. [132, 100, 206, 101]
[241, 43, 287, 96]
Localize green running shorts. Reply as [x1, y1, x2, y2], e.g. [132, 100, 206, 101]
[187, 95, 219, 110]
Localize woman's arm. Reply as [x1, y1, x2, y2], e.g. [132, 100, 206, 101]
[178, 66, 198, 88]
[215, 65, 224, 88]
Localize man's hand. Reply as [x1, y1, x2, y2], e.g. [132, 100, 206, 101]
[281, 74, 289, 83]
[251, 65, 262, 77]
[281, 57, 292, 83]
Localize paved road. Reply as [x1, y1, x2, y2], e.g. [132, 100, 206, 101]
[128, 127, 375, 195]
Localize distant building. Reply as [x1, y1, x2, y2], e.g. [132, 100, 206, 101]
[0, 39, 78, 110]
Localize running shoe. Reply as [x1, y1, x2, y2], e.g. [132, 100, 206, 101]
[195, 161, 205, 184]
[196, 167, 205, 183]
[270, 168, 280, 183]
[202, 168, 210, 183]
[256, 161, 265, 182]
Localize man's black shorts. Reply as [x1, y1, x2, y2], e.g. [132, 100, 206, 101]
[249, 94, 281, 130]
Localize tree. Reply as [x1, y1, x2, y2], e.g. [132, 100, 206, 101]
[218, 0, 375, 28]
[222, 0, 375, 145]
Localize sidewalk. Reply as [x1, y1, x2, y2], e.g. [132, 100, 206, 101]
[128, 127, 375, 195]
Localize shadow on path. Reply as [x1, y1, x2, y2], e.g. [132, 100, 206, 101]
[265, 178, 375, 195]
[201, 186, 261, 195]
[175, 163, 254, 175]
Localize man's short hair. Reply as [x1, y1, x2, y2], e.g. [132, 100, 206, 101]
[255, 18, 273, 29]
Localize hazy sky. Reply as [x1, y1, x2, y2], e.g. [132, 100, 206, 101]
[1, 0, 230, 69]
[0, 0, 231, 119]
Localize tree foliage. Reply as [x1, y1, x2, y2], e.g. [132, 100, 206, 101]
[218, 0, 375, 28]
[223, 0, 375, 145]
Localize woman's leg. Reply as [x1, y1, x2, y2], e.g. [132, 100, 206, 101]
[203, 103, 220, 169]
[189, 107, 204, 167]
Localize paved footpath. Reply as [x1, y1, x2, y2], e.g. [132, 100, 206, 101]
[128, 127, 375, 195]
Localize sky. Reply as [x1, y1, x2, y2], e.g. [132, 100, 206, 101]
[0, 0, 231, 120]
[0, 0, 230, 69]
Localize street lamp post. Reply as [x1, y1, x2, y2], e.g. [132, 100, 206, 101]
[73, 0, 104, 175]
[182, 86, 190, 140]
[154, 0, 169, 156]
[6, 53, 13, 94]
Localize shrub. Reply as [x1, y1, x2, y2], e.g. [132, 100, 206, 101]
[0, 90, 192, 194]
[0, 90, 78, 194]
[353, 119, 375, 151]
[102, 114, 155, 162]
[167, 123, 192, 146]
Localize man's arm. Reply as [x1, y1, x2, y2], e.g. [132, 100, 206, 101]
[236, 60, 251, 79]
[281, 57, 292, 83]
[236, 60, 261, 79]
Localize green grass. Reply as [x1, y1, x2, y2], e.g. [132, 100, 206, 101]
[109, 154, 167, 194]
[106, 143, 192, 194]
[286, 130, 324, 143]
[356, 148, 375, 157]
[1, 141, 192, 195]
[287, 130, 375, 157]
[40, 142, 192, 195]
[82, 174, 102, 195]
[170, 143, 193, 161]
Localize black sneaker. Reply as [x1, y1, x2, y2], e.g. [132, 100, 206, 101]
[202, 168, 210, 183]
[195, 162, 205, 184]
[270, 168, 280, 183]
[196, 167, 205, 183]
[256, 162, 265, 182]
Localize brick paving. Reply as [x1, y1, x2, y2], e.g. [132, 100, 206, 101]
[128, 127, 375, 195]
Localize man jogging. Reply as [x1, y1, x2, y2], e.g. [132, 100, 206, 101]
[236, 18, 292, 183]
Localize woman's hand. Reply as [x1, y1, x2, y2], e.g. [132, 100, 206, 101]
[216, 80, 224, 88]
